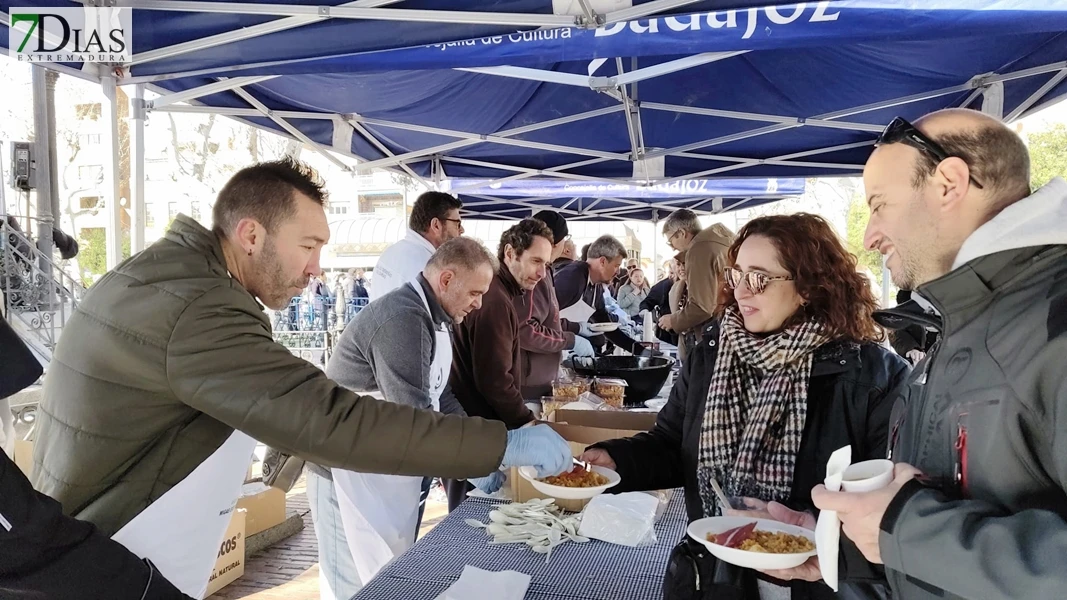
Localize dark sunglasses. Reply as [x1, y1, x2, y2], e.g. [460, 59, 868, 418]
[877, 117, 984, 190]
[724, 267, 793, 295]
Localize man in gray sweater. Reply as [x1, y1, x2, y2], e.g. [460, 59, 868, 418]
[306, 237, 569, 599]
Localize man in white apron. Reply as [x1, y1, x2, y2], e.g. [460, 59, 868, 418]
[555, 234, 645, 354]
[32, 160, 571, 599]
[369, 191, 464, 302]
[309, 238, 514, 599]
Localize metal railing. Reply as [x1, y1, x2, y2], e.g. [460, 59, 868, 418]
[267, 296, 370, 368]
[1, 219, 86, 357]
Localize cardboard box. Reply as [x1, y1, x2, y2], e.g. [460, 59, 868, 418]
[511, 409, 659, 512]
[205, 508, 246, 597]
[13, 440, 33, 478]
[236, 482, 286, 537]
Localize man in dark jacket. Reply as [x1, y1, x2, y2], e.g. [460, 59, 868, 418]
[555, 235, 643, 354]
[640, 261, 678, 345]
[451, 218, 554, 427]
[784, 110, 1067, 599]
[515, 211, 594, 398]
[1, 317, 191, 600]
[447, 218, 555, 509]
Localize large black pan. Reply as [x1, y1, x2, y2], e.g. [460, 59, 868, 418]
[563, 355, 676, 406]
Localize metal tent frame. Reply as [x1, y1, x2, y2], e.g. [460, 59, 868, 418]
[3, 1, 1066, 267]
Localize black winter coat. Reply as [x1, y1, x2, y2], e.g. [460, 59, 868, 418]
[594, 321, 910, 600]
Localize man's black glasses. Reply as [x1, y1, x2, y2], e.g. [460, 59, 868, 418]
[877, 117, 984, 190]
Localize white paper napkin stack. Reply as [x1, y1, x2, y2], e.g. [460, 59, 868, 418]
[433, 566, 531, 600]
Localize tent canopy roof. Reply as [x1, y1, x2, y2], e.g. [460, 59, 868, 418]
[3, 0, 1065, 220]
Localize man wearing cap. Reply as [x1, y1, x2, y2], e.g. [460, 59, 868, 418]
[515, 211, 595, 398]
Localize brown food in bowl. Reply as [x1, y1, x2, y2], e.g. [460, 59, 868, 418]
[539, 465, 609, 488]
[707, 524, 815, 554]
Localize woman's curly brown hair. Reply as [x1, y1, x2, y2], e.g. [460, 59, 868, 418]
[717, 213, 883, 343]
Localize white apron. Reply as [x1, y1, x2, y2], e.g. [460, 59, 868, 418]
[112, 430, 258, 598]
[332, 281, 450, 584]
[559, 294, 597, 324]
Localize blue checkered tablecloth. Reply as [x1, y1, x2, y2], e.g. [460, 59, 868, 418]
[351, 491, 688, 600]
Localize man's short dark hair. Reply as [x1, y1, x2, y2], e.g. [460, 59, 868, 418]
[212, 157, 327, 237]
[498, 218, 553, 262]
[580, 244, 590, 262]
[426, 237, 499, 274]
[913, 125, 1031, 209]
[409, 192, 463, 233]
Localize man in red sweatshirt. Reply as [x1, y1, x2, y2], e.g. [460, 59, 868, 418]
[514, 211, 595, 398]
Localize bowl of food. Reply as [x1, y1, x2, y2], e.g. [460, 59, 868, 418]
[518, 463, 621, 500]
[687, 517, 816, 570]
[587, 322, 620, 333]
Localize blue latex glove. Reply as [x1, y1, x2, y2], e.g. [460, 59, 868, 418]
[578, 322, 598, 337]
[470, 470, 507, 495]
[571, 335, 595, 357]
[501, 424, 572, 478]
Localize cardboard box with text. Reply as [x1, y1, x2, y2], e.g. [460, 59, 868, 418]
[205, 508, 246, 597]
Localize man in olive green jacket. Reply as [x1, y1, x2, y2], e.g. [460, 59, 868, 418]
[32, 158, 570, 537]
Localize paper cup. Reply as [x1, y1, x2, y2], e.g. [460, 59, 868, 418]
[840, 459, 894, 493]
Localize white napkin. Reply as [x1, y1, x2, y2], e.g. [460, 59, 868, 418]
[433, 566, 531, 600]
[816, 445, 852, 592]
[579, 492, 659, 547]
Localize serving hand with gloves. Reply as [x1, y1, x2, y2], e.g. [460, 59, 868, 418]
[570, 335, 595, 357]
[500, 424, 573, 478]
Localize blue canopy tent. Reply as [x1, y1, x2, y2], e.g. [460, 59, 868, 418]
[441, 176, 806, 221]
[3, 0, 1067, 262]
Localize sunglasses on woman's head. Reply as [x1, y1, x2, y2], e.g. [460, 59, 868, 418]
[877, 117, 984, 190]
[724, 267, 793, 295]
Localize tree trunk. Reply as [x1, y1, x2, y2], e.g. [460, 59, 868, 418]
[193, 114, 217, 182]
[248, 127, 259, 162]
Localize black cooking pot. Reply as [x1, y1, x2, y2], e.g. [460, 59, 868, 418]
[564, 355, 676, 406]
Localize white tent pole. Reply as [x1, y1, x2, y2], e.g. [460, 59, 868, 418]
[669, 151, 863, 170]
[614, 51, 746, 86]
[346, 120, 432, 190]
[149, 76, 277, 108]
[351, 105, 624, 171]
[230, 85, 352, 172]
[603, 0, 703, 24]
[126, 0, 403, 67]
[130, 84, 146, 253]
[641, 102, 885, 132]
[113, 1, 578, 26]
[457, 66, 600, 88]
[102, 76, 125, 269]
[1005, 68, 1067, 121]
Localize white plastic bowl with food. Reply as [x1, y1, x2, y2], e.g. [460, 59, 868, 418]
[587, 322, 620, 333]
[687, 516, 817, 570]
[518, 464, 621, 500]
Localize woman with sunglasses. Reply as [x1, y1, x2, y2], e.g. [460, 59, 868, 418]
[582, 213, 910, 600]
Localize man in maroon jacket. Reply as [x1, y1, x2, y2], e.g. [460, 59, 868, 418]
[446, 218, 555, 509]
[515, 211, 595, 398]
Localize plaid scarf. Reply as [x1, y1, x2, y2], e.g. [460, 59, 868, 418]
[698, 307, 829, 516]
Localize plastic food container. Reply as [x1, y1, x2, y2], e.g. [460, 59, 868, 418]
[592, 378, 627, 408]
[552, 376, 591, 399]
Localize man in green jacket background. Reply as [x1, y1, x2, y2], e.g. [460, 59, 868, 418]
[31, 158, 571, 593]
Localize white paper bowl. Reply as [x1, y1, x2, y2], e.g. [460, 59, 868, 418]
[687, 516, 817, 570]
[841, 459, 894, 493]
[517, 465, 621, 500]
[587, 322, 620, 333]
